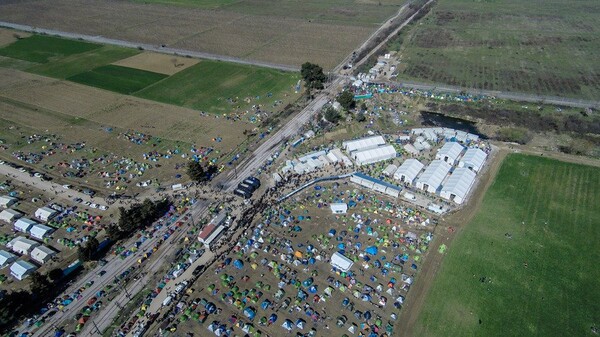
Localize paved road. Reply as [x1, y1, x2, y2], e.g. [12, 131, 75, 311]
[0, 22, 298, 72]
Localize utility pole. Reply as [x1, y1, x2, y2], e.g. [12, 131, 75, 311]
[92, 320, 102, 335]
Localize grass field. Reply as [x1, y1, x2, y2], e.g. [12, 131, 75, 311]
[136, 60, 300, 113]
[414, 154, 600, 336]
[394, 0, 600, 99]
[67, 65, 168, 94]
[0, 34, 100, 63]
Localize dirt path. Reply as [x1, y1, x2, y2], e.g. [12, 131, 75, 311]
[396, 147, 508, 337]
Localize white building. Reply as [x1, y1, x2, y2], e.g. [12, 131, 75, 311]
[326, 148, 353, 167]
[394, 159, 424, 184]
[383, 164, 398, 176]
[0, 250, 17, 268]
[435, 142, 464, 165]
[440, 168, 477, 204]
[14, 218, 38, 233]
[351, 145, 397, 166]
[330, 203, 348, 214]
[0, 195, 17, 208]
[458, 148, 488, 173]
[0, 208, 22, 223]
[403, 143, 419, 156]
[343, 135, 386, 152]
[31, 246, 56, 264]
[10, 260, 37, 280]
[35, 206, 58, 222]
[30, 224, 54, 240]
[331, 252, 353, 272]
[416, 160, 452, 194]
[351, 173, 402, 198]
[7, 237, 40, 255]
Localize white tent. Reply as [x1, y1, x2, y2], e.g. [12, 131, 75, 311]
[14, 218, 38, 233]
[403, 143, 419, 156]
[383, 164, 398, 176]
[330, 203, 348, 214]
[458, 148, 487, 173]
[326, 148, 353, 166]
[30, 224, 54, 240]
[416, 160, 451, 194]
[343, 135, 386, 153]
[394, 159, 424, 184]
[331, 252, 353, 272]
[440, 168, 477, 204]
[30, 245, 56, 264]
[10, 237, 40, 255]
[0, 208, 23, 223]
[435, 142, 464, 165]
[35, 206, 58, 222]
[0, 195, 17, 208]
[351, 145, 397, 166]
[10, 260, 37, 280]
[0, 250, 17, 268]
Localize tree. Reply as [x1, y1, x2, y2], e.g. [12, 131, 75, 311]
[337, 91, 355, 111]
[187, 160, 205, 182]
[356, 111, 367, 122]
[360, 102, 367, 112]
[0, 290, 31, 331]
[48, 268, 63, 282]
[301, 62, 327, 90]
[323, 107, 341, 124]
[78, 237, 99, 262]
[29, 272, 50, 295]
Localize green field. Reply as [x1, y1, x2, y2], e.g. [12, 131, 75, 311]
[136, 60, 300, 113]
[67, 65, 168, 94]
[0, 35, 100, 63]
[415, 154, 600, 336]
[27, 46, 140, 79]
[394, 0, 600, 99]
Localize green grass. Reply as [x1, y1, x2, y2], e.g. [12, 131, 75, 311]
[0, 35, 101, 63]
[131, 0, 239, 10]
[135, 60, 300, 113]
[27, 46, 140, 79]
[415, 154, 600, 337]
[67, 65, 168, 95]
[395, 0, 600, 99]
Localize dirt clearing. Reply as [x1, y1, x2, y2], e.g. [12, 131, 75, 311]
[0, 27, 30, 47]
[112, 52, 199, 75]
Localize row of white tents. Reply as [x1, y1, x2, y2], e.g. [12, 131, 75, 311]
[343, 135, 397, 166]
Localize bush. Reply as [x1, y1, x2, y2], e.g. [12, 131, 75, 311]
[495, 127, 533, 144]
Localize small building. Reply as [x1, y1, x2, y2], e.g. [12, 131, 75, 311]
[0, 250, 17, 269]
[351, 144, 397, 166]
[458, 148, 488, 173]
[197, 224, 217, 243]
[30, 224, 54, 240]
[351, 173, 402, 198]
[403, 143, 419, 156]
[343, 135, 386, 153]
[7, 237, 40, 255]
[326, 148, 353, 166]
[35, 207, 58, 222]
[30, 246, 56, 264]
[330, 203, 348, 214]
[209, 212, 228, 228]
[416, 160, 452, 194]
[203, 225, 226, 248]
[331, 252, 353, 272]
[0, 195, 17, 209]
[14, 218, 38, 233]
[435, 142, 464, 166]
[383, 164, 398, 177]
[10, 260, 37, 280]
[440, 168, 477, 204]
[0, 208, 23, 224]
[394, 159, 424, 184]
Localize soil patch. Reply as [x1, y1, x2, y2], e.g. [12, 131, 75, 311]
[112, 52, 200, 75]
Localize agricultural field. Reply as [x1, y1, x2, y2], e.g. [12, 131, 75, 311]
[413, 154, 600, 337]
[393, 0, 600, 99]
[112, 52, 199, 75]
[136, 61, 301, 113]
[0, 34, 100, 63]
[0, 0, 403, 68]
[68, 65, 167, 95]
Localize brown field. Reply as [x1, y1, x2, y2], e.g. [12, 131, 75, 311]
[0, 0, 377, 69]
[0, 68, 252, 194]
[112, 52, 199, 75]
[0, 28, 30, 47]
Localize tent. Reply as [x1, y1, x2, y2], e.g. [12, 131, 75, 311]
[243, 307, 256, 320]
[365, 246, 378, 255]
[233, 259, 244, 269]
[260, 299, 271, 310]
[296, 319, 306, 330]
[268, 314, 278, 324]
[281, 319, 293, 331]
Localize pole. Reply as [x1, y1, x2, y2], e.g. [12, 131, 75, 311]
[92, 320, 102, 335]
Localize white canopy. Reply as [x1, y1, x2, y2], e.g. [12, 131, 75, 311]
[331, 252, 353, 272]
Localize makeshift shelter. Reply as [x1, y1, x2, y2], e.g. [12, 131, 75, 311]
[435, 141, 464, 165]
[331, 252, 353, 272]
[35, 206, 58, 222]
[458, 147, 487, 173]
[0, 195, 17, 209]
[330, 203, 348, 214]
[0, 208, 22, 223]
[14, 218, 38, 233]
[30, 224, 54, 240]
[440, 168, 476, 204]
[10, 260, 36, 280]
[416, 160, 451, 194]
[0, 250, 17, 268]
[31, 245, 56, 264]
[393, 159, 424, 184]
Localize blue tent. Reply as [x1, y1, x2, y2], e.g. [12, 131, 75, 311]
[365, 246, 378, 256]
[292, 226, 302, 232]
[308, 285, 318, 294]
[206, 302, 217, 314]
[308, 257, 316, 265]
[269, 313, 278, 323]
[243, 307, 256, 320]
[337, 243, 345, 250]
[233, 259, 244, 269]
[261, 299, 271, 310]
[364, 311, 372, 320]
[302, 278, 313, 287]
[328, 229, 336, 237]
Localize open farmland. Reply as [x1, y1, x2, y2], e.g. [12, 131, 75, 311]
[0, 27, 29, 47]
[413, 154, 600, 337]
[0, 0, 404, 69]
[68, 65, 168, 95]
[393, 0, 600, 99]
[0, 34, 100, 63]
[136, 61, 300, 113]
[112, 52, 199, 75]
